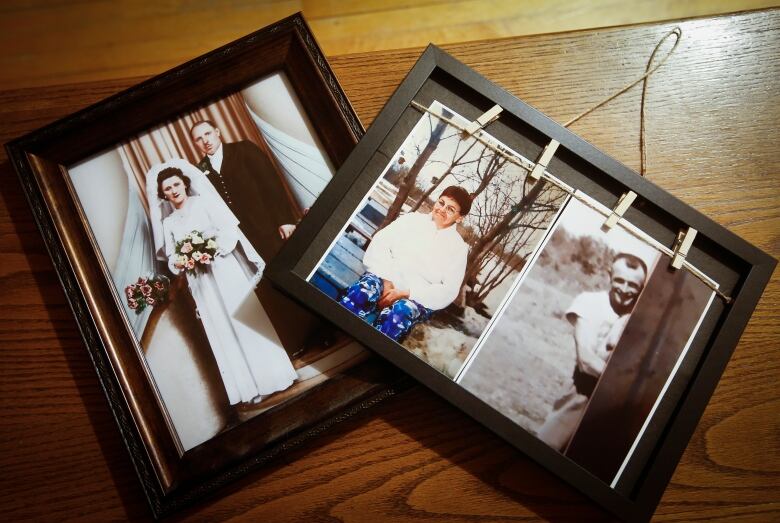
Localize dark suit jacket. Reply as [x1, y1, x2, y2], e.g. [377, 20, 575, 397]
[198, 140, 317, 353]
[198, 140, 298, 261]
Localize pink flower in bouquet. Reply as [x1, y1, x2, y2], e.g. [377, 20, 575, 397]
[185, 258, 196, 270]
[200, 253, 212, 265]
[127, 274, 168, 312]
[180, 242, 193, 254]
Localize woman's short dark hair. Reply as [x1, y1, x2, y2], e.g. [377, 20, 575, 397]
[156, 167, 191, 199]
[439, 185, 473, 216]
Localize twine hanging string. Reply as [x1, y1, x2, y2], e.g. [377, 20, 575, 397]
[563, 27, 682, 176]
[562, 27, 681, 130]
[409, 27, 731, 303]
[639, 28, 681, 175]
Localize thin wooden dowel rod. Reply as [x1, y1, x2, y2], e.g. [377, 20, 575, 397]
[408, 100, 730, 303]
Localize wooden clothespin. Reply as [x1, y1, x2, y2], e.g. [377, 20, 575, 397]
[603, 191, 637, 231]
[464, 105, 503, 135]
[529, 139, 560, 181]
[671, 227, 697, 269]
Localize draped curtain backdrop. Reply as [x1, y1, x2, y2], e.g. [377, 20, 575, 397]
[120, 92, 292, 208]
[247, 107, 334, 210]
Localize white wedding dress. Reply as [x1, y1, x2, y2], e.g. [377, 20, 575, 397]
[162, 195, 297, 405]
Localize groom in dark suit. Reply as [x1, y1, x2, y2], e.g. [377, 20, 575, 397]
[191, 120, 298, 260]
[190, 119, 318, 353]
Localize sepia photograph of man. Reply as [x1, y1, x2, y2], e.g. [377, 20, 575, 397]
[458, 196, 715, 483]
[536, 252, 648, 450]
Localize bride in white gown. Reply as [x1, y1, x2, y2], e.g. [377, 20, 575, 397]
[147, 160, 297, 405]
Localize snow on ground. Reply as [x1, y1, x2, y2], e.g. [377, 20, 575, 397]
[401, 305, 489, 378]
[460, 306, 490, 337]
[403, 322, 476, 379]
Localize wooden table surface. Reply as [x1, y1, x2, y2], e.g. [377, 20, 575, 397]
[2, 1, 775, 89]
[1, 9, 778, 522]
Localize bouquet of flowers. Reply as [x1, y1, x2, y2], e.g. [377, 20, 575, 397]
[125, 275, 170, 312]
[173, 230, 219, 273]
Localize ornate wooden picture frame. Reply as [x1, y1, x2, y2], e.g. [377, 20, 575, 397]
[265, 45, 776, 522]
[5, 14, 404, 518]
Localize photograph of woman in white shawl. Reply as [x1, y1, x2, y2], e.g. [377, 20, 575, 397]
[154, 163, 297, 406]
[308, 101, 569, 380]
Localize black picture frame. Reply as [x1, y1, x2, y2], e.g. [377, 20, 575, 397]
[265, 45, 776, 522]
[4, 13, 406, 519]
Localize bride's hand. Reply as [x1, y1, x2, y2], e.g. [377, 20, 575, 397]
[213, 229, 238, 256]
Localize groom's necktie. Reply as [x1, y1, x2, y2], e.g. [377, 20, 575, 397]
[203, 155, 216, 173]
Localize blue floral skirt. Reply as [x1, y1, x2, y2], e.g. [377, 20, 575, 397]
[338, 272, 432, 342]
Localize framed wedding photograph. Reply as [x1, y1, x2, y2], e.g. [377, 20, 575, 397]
[265, 45, 776, 522]
[5, 14, 404, 518]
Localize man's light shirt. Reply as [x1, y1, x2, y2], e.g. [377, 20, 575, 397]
[208, 143, 224, 173]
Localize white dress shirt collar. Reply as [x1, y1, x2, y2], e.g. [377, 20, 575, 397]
[208, 143, 224, 173]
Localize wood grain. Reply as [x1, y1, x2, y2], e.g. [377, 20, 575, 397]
[0, 0, 776, 89]
[1, 9, 778, 522]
